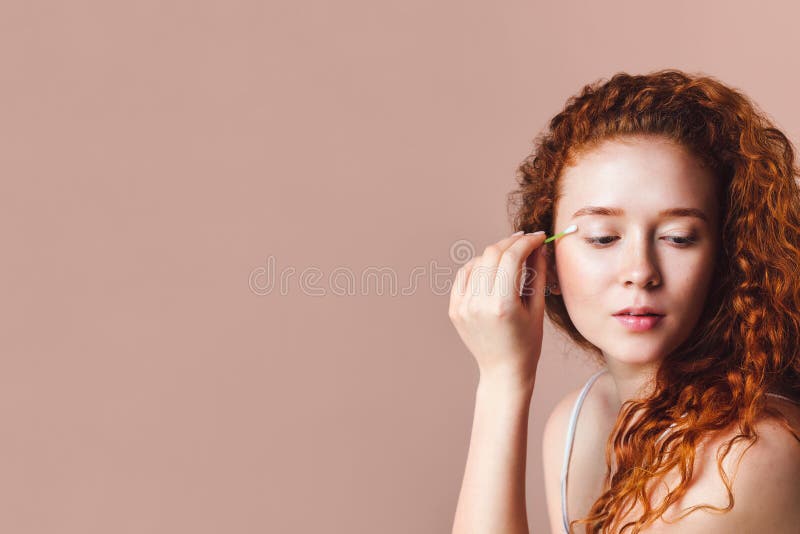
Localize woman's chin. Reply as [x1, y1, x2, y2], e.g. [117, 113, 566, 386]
[600, 347, 667, 367]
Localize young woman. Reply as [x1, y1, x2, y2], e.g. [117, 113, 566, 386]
[449, 69, 800, 533]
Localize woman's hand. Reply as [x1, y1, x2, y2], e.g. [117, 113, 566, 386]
[448, 231, 549, 387]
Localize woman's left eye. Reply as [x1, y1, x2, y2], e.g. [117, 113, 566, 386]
[584, 236, 617, 246]
[665, 235, 697, 247]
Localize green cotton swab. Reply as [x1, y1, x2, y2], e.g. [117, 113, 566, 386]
[543, 223, 578, 243]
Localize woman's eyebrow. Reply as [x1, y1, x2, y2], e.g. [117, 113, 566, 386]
[571, 206, 709, 222]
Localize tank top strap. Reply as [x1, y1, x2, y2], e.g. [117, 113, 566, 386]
[561, 368, 608, 534]
[765, 392, 800, 405]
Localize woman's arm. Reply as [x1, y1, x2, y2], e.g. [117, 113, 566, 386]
[452, 372, 535, 534]
[448, 230, 549, 533]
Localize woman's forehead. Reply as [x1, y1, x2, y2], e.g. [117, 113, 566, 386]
[562, 138, 707, 182]
[556, 139, 719, 220]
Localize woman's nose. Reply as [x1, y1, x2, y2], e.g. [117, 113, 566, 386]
[618, 238, 661, 288]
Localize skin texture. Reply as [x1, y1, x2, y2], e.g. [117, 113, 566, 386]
[547, 135, 721, 407]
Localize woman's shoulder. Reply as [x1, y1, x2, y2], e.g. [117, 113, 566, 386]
[690, 407, 800, 531]
[764, 391, 800, 431]
[542, 370, 615, 454]
[544, 372, 800, 532]
[638, 397, 800, 532]
[586, 375, 800, 534]
[541, 370, 617, 462]
[541, 370, 615, 534]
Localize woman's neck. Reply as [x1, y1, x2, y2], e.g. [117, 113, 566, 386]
[602, 357, 662, 410]
[601, 358, 798, 407]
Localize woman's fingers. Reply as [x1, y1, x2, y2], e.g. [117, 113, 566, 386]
[450, 256, 477, 315]
[474, 232, 534, 295]
[494, 233, 546, 301]
[447, 230, 548, 383]
[451, 256, 480, 301]
[456, 257, 477, 296]
[450, 230, 548, 318]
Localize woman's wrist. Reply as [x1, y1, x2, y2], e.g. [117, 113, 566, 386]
[478, 365, 537, 398]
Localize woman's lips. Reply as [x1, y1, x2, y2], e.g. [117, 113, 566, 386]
[613, 314, 664, 332]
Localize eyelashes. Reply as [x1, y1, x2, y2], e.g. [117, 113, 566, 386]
[583, 235, 698, 248]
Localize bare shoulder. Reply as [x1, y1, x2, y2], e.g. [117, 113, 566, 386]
[727, 399, 800, 528]
[541, 380, 593, 472]
[542, 384, 582, 453]
[644, 402, 800, 533]
[541, 371, 614, 451]
[541, 384, 581, 534]
[764, 393, 800, 435]
[541, 372, 612, 534]
[693, 410, 800, 533]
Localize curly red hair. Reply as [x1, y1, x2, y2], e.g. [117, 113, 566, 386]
[507, 69, 800, 533]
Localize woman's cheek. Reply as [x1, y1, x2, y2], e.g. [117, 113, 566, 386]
[557, 245, 607, 299]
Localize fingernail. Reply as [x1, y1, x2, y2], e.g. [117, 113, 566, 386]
[511, 230, 524, 236]
[524, 230, 545, 236]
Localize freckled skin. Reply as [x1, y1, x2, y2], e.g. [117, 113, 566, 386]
[549, 136, 720, 397]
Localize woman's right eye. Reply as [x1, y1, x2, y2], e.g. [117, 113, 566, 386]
[584, 236, 617, 246]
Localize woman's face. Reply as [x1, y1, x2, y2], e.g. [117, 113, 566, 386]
[550, 135, 720, 369]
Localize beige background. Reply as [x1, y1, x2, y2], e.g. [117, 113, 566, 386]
[3, 1, 800, 532]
